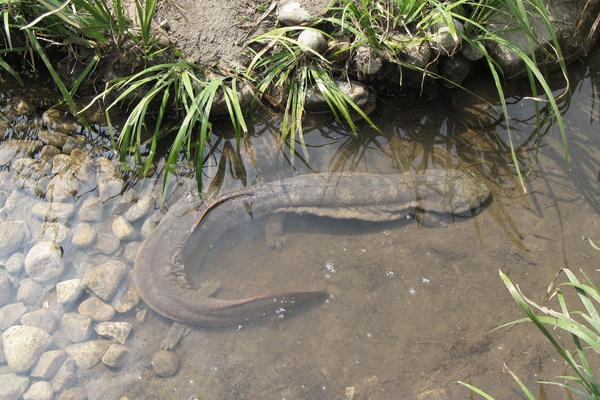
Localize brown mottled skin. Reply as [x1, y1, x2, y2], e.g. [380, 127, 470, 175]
[133, 170, 490, 327]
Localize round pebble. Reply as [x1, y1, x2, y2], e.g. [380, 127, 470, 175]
[151, 350, 180, 377]
[71, 223, 97, 248]
[2, 325, 51, 372]
[25, 241, 64, 283]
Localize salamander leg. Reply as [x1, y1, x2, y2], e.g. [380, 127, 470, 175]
[265, 212, 286, 250]
[160, 322, 192, 350]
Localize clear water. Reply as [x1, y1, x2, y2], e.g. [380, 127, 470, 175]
[0, 47, 599, 400]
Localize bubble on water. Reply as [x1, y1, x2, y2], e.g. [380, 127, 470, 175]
[383, 230, 391, 236]
[386, 270, 395, 278]
[275, 307, 287, 319]
[236, 324, 243, 331]
[325, 260, 336, 272]
[422, 276, 431, 285]
[409, 287, 416, 295]
[366, 332, 373, 338]
[360, 248, 366, 254]
[406, 214, 412, 220]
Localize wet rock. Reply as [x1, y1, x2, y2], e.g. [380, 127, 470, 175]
[123, 195, 154, 222]
[23, 381, 54, 400]
[42, 109, 80, 135]
[51, 154, 71, 174]
[305, 80, 371, 112]
[31, 349, 67, 379]
[65, 340, 111, 369]
[440, 54, 472, 87]
[82, 259, 127, 301]
[32, 202, 75, 220]
[62, 313, 92, 343]
[95, 322, 132, 344]
[78, 197, 103, 222]
[25, 241, 64, 283]
[151, 350, 180, 377]
[38, 222, 71, 245]
[298, 29, 327, 54]
[393, 36, 432, 68]
[0, 220, 29, 258]
[17, 278, 44, 306]
[113, 280, 140, 313]
[123, 241, 141, 262]
[21, 309, 57, 334]
[14, 97, 33, 115]
[95, 233, 120, 255]
[0, 272, 11, 306]
[51, 357, 77, 392]
[0, 337, 4, 363]
[71, 223, 97, 248]
[4, 253, 25, 276]
[354, 46, 383, 76]
[0, 139, 43, 166]
[112, 216, 137, 241]
[277, 1, 312, 26]
[61, 136, 85, 155]
[0, 373, 30, 400]
[101, 343, 129, 369]
[416, 388, 448, 400]
[2, 325, 51, 372]
[38, 129, 69, 148]
[461, 41, 484, 61]
[141, 213, 161, 238]
[56, 279, 83, 304]
[431, 19, 463, 55]
[0, 302, 27, 330]
[77, 297, 115, 322]
[39, 145, 61, 161]
[46, 173, 79, 202]
[98, 177, 123, 202]
[58, 386, 87, 400]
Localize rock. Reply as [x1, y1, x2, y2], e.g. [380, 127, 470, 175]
[95, 233, 120, 255]
[0, 373, 30, 400]
[393, 36, 432, 68]
[113, 280, 140, 313]
[56, 279, 83, 304]
[0, 220, 29, 258]
[38, 129, 69, 148]
[0, 272, 11, 306]
[61, 136, 85, 155]
[101, 343, 129, 368]
[62, 313, 92, 343]
[2, 325, 51, 372]
[0, 139, 42, 166]
[440, 54, 472, 87]
[431, 19, 463, 55]
[305, 80, 371, 112]
[58, 387, 87, 400]
[24, 241, 64, 283]
[17, 278, 44, 306]
[277, 1, 312, 26]
[298, 29, 327, 54]
[416, 388, 449, 400]
[354, 46, 383, 76]
[46, 173, 79, 202]
[20, 309, 57, 334]
[461, 40, 484, 61]
[0, 302, 27, 330]
[39, 145, 61, 161]
[78, 197, 103, 222]
[23, 381, 54, 400]
[65, 340, 111, 369]
[151, 350, 180, 377]
[71, 223, 97, 248]
[82, 259, 127, 301]
[123, 242, 141, 262]
[141, 213, 161, 238]
[112, 216, 137, 241]
[77, 297, 115, 321]
[0, 337, 4, 363]
[123, 195, 154, 222]
[98, 177, 123, 202]
[32, 202, 75, 220]
[4, 253, 25, 276]
[51, 357, 77, 392]
[95, 322, 132, 344]
[14, 97, 33, 115]
[31, 349, 67, 379]
[38, 222, 71, 245]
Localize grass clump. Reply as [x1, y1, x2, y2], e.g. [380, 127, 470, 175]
[460, 249, 600, 398]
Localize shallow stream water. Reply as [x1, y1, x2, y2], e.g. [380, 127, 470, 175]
[0, 47, 599, 400]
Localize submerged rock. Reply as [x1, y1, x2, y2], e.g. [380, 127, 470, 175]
[51, 357, 77, 393]
[62, 313, 92, 343]
[78, 197, 104, 222]
[31, 349, 67, 379]
[23, 381, 54, 400]
[38, 222, 71, 245]
[0, 373, 30, 400]
[82, 259, 127, 301]
[56, 279, 83, 304]
[95, 233, 121, 255]
[0, 220, 29, 259]
[78, 297, 115, 322]
[21, 309, 58, 334]
[5, 252, 25, 276]
[113, 279, 140, 313]
[123, 195, 154, 222]
[32, 202, 76, 220]
[65, 340, 111, 369]
[151, 350, 180, 377]
[101, 343, 129, 368]
[25, 241, 64, 283]
[98, 177, 124, 202]
[58, 386, 87, 400]
[95, 321, 132, 344]
[71, 223, 97, 248]
[0, 302, 28, 330]
[17, 278, 44, 306]
[2, 325, 51, 372]
[0, 272, 11, 306]
[0, 139, 42, 166]
[112, 216, 137, 241]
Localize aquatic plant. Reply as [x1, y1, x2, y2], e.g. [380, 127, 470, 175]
[460, 246, 600, 398]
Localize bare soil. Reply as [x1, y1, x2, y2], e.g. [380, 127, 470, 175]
[155, 0, 330, 68]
